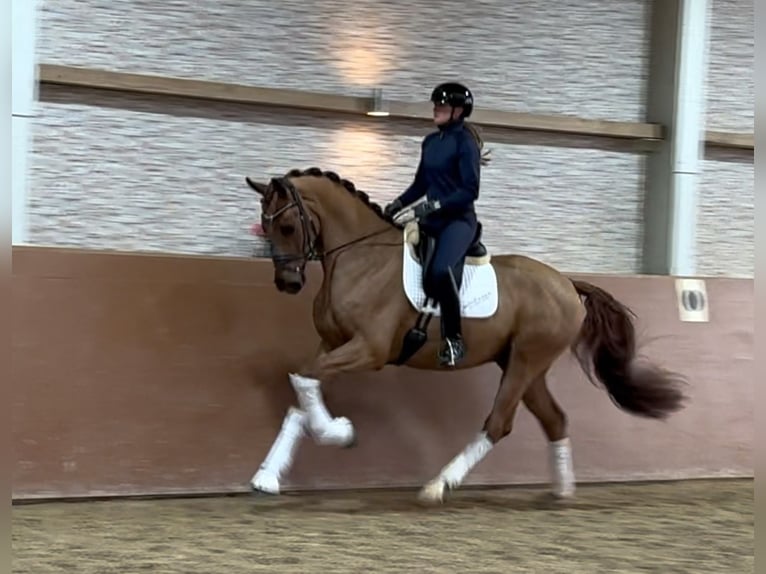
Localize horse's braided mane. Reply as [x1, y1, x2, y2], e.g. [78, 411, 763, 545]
[283, 166, 397, 226]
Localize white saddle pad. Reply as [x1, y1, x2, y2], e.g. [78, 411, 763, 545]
[402, 233, 499, 319]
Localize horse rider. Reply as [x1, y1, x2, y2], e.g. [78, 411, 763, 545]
[384, 81, 487, 368]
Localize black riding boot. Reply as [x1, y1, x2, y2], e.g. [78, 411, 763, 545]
[436, 269, 465, 367]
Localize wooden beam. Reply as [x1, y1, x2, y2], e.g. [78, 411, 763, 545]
[38, 63, 662, 141]
[704, 130, 754, 150]
[38, 63, 370, 114]
[37, 64, 753, 150]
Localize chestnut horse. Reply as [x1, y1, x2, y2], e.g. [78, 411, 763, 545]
[246, 167, 687, 503]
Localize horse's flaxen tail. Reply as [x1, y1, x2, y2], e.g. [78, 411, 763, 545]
[570, 279, 688, 419]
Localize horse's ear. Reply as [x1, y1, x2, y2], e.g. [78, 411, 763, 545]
[245, 176, 269, 196]
[270, 176, 288, 198]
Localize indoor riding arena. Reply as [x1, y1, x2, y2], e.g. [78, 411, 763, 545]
[11, 0, 753, 572]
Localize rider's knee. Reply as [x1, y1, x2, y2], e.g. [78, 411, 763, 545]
[430, 263, 447, 280]
[430, 266, 461, 301]
[429, 263, 453, 286]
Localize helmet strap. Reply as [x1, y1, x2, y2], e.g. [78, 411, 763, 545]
[447, 105, 464, 124]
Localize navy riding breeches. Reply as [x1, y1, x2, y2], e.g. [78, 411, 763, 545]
[422, 217, 477, 301]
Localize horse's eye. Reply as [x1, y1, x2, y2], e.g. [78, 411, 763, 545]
[280, 224, 295, 236]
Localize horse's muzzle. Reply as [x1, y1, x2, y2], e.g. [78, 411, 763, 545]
[274, 267, 305, 294]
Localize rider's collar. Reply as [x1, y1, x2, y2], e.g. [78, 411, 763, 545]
[437, 117, 465, 133]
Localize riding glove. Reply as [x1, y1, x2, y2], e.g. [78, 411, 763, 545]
[383, 199, 403, 219]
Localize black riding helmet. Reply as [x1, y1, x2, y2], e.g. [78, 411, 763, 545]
[430, 82, 474, 119]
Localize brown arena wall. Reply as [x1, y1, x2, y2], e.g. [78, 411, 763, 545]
[11, 246, 753, 501]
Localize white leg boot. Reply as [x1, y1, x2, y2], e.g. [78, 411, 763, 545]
[250, 407, 307, 495]
[289, 373, 355, 447]
[419, 431, 494, 503]
[549, 437, 576, 499]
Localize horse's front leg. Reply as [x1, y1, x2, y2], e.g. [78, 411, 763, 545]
[291, 336, 383, 447]
[250, 338, 377, 494]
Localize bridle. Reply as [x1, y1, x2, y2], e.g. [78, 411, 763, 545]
[260, 177, 397, 272]
[261, 178, 320, 271]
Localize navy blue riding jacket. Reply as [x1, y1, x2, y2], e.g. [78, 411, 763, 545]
[396, 119, 481, 231]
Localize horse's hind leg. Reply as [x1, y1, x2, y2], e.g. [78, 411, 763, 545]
[418, 341, 561, 503]
[522, 374, 576, 498]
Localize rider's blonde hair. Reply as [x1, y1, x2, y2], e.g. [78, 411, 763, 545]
[464, 121, 492, 166]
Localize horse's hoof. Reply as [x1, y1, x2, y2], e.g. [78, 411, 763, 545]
[250, 489, 278, 499]
[551, 482, 576, 501]
[418, 480, 445, 504]
[250, 470, 280, 495]
[551, 491, 576, 504]
[342, 431, 358, 449]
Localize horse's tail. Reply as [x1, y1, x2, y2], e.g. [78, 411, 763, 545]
[569, 279, 687, 419]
